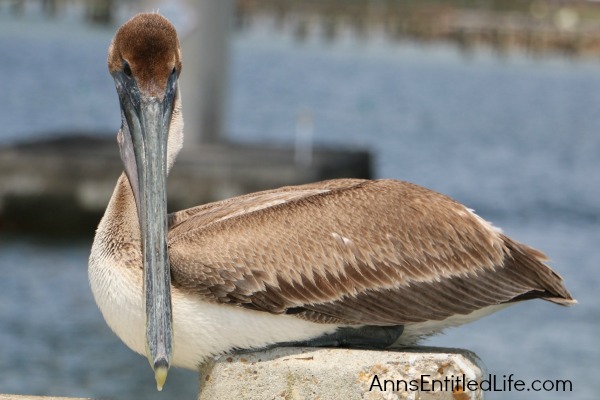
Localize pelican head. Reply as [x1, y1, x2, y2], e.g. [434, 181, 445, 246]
[107, 13, 182, 390]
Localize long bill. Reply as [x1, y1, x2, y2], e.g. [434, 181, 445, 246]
[114, 71, 177, 391]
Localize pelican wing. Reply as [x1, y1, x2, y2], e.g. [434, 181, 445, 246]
[168, 179, 574, 325]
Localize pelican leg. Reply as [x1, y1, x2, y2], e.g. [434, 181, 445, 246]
[236, 325, 404, 354]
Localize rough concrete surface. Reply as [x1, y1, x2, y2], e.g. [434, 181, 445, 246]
[198, 347, 484, 400]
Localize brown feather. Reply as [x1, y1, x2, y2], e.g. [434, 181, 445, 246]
[167, 179, 575, 325]
[108, 13, 182, 97]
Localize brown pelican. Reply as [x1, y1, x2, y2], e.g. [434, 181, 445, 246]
[89, 13, 575, 391]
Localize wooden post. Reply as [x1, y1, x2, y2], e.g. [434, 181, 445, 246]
[180, 0, 234, 145]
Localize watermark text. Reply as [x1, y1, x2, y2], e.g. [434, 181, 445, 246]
[368, 373, 573, 393]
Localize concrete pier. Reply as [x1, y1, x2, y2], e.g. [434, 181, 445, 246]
[0, 348, 484, 399]
[0, 134, 371, 235]
[197, 347, 485, 400]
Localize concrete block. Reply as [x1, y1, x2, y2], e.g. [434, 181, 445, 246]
[198, 347, 484, 400]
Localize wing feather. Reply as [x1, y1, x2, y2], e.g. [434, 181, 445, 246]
[168, 179, 574, 325]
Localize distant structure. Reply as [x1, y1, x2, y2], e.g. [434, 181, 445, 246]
[234, 0, 600, 58]
[180, 0, 234, 145]
[85, 0, 114, 24]
[5, 0, 122, 23]
[9, 0, 600, 59]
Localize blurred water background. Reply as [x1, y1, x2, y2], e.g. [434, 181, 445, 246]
[0, 1, 599, 399]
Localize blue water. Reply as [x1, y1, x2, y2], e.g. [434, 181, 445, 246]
[1, 12, 599, 400]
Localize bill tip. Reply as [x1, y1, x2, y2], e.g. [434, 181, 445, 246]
[154, 360, 169, 391]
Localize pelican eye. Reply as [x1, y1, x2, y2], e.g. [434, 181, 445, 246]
[123, 61, 132, 77]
